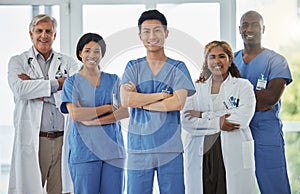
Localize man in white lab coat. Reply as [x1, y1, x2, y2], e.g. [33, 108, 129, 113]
[7, 14, 78, 194]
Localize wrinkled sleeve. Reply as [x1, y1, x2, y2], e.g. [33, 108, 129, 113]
[181, 93, 220, 136]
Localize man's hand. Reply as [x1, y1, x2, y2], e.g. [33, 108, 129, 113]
[18, 73, 31, 80]
[57, 77, 66, 90]
[124, 81, 137, 92]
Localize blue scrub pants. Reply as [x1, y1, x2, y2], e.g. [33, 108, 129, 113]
[255, 144, 291, 194]
[69, 160, 124, 194]
[127, 153, 185, 194]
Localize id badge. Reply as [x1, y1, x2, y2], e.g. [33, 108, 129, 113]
[162, 85, 173, 94]
[256, 74, 267, 90]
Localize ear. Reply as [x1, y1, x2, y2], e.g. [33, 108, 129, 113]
[229, 58, 233, 66]
[29, 31, 33, 40]
[238, 26, 242, 34]
[165, 29, 169, 39]
[53, 32, 57, 40]
[262, 25, 265, 34]
[139, 32, 142, 41]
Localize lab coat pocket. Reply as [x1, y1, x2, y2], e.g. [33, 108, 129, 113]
[242, 140, 255, 169]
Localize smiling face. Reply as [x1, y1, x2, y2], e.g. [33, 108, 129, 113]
[30, 20, 56, 60]
[79, 41, 102, 70]
[139, 19, 168, 53]
[239, 11, 265, 46]
[207, 45, 231, 80]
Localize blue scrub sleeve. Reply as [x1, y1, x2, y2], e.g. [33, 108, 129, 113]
[60, 76, 75, 114]
[121, 61, 137, 85]
[113, 76, 121, 104]
[172, 61, 195, 97]
[268, 54, 292, 85]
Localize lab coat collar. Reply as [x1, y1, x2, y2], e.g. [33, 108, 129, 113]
[27, 47, 63, 79]
[29, 46, 62, 61]
[205, 73, 238, 87]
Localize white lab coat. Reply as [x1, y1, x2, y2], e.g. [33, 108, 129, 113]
[182, 74, 257, 194]
[7, 47, 79, 194]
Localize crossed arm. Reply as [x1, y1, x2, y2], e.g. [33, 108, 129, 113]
[184, 109, 240, 131]
[66, 102, 129, 126]
[255, 78, 286, 111]
[120, 81, 188, 112]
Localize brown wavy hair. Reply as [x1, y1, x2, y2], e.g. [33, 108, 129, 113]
[196, 40, 240, 83]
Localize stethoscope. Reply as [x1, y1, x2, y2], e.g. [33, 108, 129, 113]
[27, 57, 67, 79]
[27, 57, 43, 79]
[55, 63, 67, 79]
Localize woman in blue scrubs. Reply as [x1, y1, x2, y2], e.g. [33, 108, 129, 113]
[60, 33, 129, 194]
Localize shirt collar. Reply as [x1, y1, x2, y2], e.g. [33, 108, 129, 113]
[32, 46, 54, 62]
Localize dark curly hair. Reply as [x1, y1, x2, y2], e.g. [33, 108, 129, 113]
[196, 40, 240, 83]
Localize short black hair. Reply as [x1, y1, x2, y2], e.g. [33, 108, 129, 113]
[76, 33, 106, 62]
[138, 9, 167, 31]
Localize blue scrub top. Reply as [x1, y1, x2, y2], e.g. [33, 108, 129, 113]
[61, 72, 125, 163]
[122, 57, 195, 154]
[234, 49, 292, 145]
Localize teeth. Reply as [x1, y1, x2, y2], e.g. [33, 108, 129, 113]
[246, 34, 254, 38]
[88, 60, 97, 64]
[213, 65, 221, 69]
[149, 41, 159, 45]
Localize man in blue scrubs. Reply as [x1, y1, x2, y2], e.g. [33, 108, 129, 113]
[234, 10, 292, 194]
[120, 10, 195, 194]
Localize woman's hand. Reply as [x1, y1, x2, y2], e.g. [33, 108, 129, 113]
[184, 110, 202, 120]
[81, 118, 100, 126]
[220, 114, 240, 131]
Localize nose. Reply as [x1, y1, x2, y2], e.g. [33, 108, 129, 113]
[245, 25, 253, 32]
[90, 51, 98, 57]
[245, 23, 257, 32]
[41, 31, 48, 37]
[88, 51, 100, 60]
[149, 30, 156, 39]
[214, 56, 221, 63]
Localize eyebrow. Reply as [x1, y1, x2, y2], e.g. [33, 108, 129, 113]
[142, 26, 163, 30]
[208, 53, 226, 56]
[242, 21, 260, 25]
[83, 47, 100, 50]
[35, 28, 53, 31]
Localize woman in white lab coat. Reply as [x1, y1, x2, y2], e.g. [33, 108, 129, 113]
[182, 40, 257, 194]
